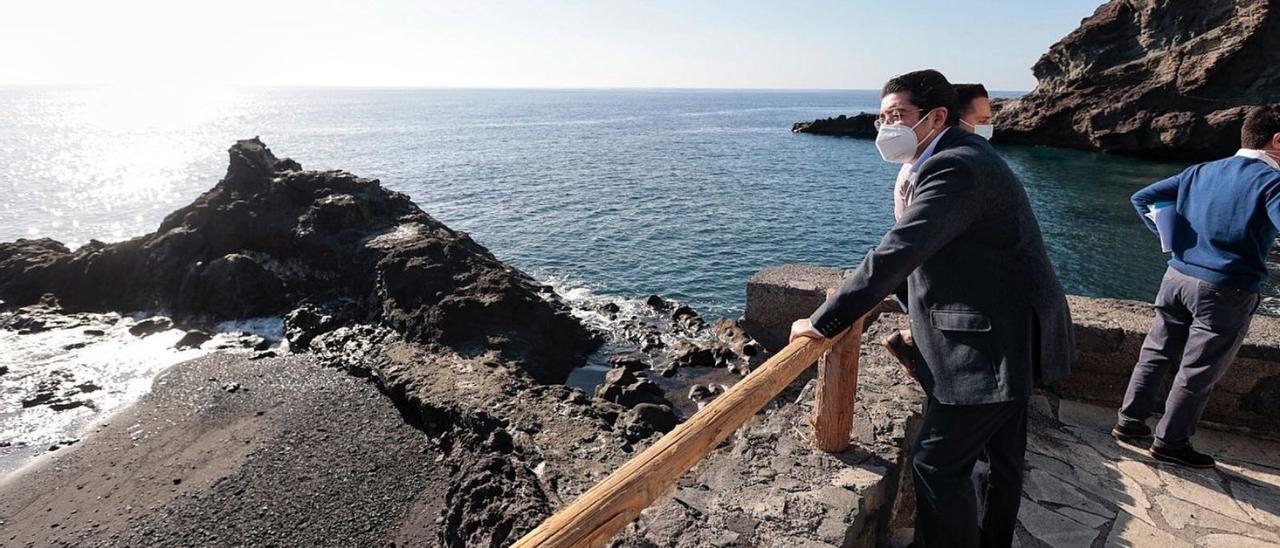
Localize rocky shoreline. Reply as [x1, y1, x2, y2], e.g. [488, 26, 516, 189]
[0, 139, 805, 546]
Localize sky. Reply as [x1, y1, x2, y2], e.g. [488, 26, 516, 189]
[1, 0, 1106, 91]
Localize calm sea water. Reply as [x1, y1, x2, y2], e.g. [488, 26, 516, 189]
[1, 86, 1276, 317]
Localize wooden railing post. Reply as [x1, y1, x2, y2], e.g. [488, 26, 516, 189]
[511, 335, 844, 548]
[812, 299, 863, 452]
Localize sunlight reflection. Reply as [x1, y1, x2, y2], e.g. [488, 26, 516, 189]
[17, 85, 245, 246]
[67, 84, 236, 132]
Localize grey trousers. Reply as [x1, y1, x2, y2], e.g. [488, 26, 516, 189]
[1118, 267, 1260, 448]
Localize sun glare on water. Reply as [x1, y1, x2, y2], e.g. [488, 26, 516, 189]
[69, 84, 236, 133]
[29, 84, 242, 246]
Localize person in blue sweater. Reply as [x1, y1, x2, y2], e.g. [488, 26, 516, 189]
[1114, 105, 1280, 468]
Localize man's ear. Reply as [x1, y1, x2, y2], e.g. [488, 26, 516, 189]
[1270, 132, 1280, 150]
[933, 107, 950, 130]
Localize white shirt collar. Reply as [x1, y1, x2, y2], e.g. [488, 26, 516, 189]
[1236, 148, 1280, 169]
[909, 128, 951, 174]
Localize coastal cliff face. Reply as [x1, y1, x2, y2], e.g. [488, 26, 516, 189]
[0, 138, 598, 383]
[995, 0, 1280, 159]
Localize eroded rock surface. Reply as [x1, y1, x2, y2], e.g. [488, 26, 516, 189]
[0, 138, 599, 383]
[995, 0, 1280, 160]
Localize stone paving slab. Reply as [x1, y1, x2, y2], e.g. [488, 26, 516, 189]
[1008, 398, 1280, 547]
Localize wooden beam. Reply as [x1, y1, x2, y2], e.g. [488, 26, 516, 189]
[812, 314, 863, 452]
[511, 334, 843, 548]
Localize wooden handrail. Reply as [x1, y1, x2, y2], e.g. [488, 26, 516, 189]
[512, 328, 857, 548]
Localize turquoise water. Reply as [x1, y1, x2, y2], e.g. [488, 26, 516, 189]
[1, 87, 1274, 317]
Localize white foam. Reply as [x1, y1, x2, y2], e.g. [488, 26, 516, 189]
[541, 275, 712, 340]
[0, 315, 283, 475]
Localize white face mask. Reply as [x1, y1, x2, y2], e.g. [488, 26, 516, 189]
[962, 119, 994, 140]
[875, 109, 936, 164]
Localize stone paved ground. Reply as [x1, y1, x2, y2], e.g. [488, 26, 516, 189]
[898, 397, 1280, 547]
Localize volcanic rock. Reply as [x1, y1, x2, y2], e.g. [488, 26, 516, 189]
[595, 367, 673, 409]
[687, 383, 725, 404]
[994, 0, 1280, 160]
[607, 351, 651, 373]
[620, 403, 678, 441]
[0, 138, 599, 384]
[128, 317, 173, 337]
[174, 329, 213, 350]
[179, 253, 288, 319]
[712, 318, 762, 357]
[792, 113, 878, 138]
[644, 294, 668, 309]
[670, 304, 706, 330]
[283, 303, 344, 350]
[670, 342, 717, 369]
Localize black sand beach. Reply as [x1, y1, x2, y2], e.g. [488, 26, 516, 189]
[1, 353, 449, 547]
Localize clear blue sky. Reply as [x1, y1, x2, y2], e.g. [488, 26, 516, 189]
[2, 0, 1106, 90]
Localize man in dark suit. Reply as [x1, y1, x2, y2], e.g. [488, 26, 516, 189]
[790, 69, 1074, 547]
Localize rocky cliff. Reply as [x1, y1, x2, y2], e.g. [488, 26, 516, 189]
[995, 0, 1280, 160]
[0, 138, 598, 383]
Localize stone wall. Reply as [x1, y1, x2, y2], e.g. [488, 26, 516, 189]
[743, 264, 1280, 436]
[743, 265, 899, 353]
[1066, 295, 1280, 434]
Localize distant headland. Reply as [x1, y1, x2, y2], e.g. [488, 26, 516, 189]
[795, 0, 1280, 161]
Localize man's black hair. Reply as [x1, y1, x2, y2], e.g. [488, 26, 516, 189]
[881, 69, 960, 126]
[1242, 105, 1280, 149]
[953, 83, 989, 115]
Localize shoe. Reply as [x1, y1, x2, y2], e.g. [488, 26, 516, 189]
[1149, 444, 1216, 469]
[1111, 422, 1153, 442]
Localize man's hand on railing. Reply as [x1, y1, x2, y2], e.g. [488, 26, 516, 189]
[789, 318, 826, 343]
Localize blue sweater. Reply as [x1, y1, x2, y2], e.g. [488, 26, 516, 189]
[1131, 154, 1280, 293]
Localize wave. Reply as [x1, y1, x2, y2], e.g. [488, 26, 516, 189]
[0, 313, 284, 476]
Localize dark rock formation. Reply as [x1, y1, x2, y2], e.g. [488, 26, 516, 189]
[687, 383, 724, 404]
[607, 351, 650, 373]
[0, 138, 599, 384]
[128, 316, 173, 337]
[594, 367, 673, 409]
[792, 112, 878, 138]
[19, 369, 99, 412]
[174, 329, 213, 349]
[619, 403, 678, 441]
[588, 294, 770, 389]
[994, 0, 1280, 160]
[712, 317, 764, 359]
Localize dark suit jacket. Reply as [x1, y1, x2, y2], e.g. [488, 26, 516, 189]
[809, 129, 1074, 405]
